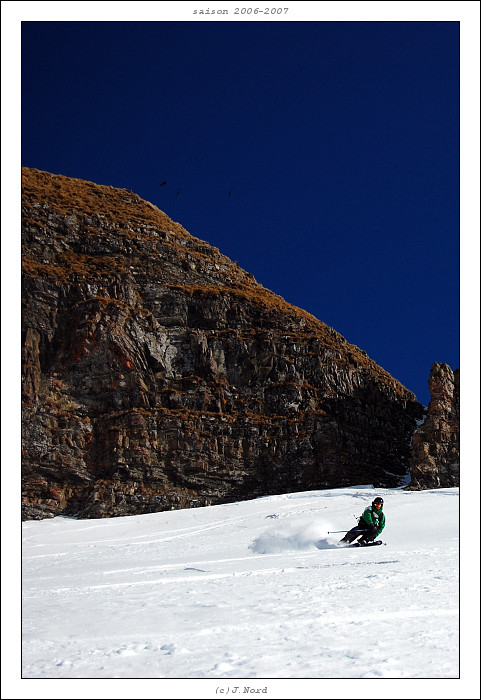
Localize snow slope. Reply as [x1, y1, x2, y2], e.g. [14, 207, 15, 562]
[10, 486, 479, 697]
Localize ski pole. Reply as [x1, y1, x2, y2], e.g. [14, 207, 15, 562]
[327, 529, 368, 534]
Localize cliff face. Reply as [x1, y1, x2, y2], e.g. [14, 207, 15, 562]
[22, 167, 424, 519]
[408, 363, 460, 489]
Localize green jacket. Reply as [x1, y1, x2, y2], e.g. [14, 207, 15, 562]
[360, 506, 385, 535]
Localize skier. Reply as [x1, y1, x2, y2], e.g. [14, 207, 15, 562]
[339, 497, 385, 546]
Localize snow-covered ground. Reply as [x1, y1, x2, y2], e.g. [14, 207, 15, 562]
[6, 485, 479, 697]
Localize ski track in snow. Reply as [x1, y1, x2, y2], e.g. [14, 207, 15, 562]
[20, 487, 461, 683]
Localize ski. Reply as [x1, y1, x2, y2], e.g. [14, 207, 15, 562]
[349, 540, 385, 547]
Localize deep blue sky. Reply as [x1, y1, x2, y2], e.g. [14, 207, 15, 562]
[21, 20, 460, 406]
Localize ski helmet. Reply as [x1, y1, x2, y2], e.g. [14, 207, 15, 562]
[372, 497, 383, 510]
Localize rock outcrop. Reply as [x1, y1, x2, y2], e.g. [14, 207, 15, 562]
[22, 167, 424, 520]
[408, 363, 460, 489]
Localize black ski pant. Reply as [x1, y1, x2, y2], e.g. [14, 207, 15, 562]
[339, 519, 378, 544]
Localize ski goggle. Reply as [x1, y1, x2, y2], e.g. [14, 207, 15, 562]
[373, 503, 382, 509]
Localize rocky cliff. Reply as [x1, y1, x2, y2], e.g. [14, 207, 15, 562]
[22, 167, 425, 520]
[408, 363, 460, 489]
